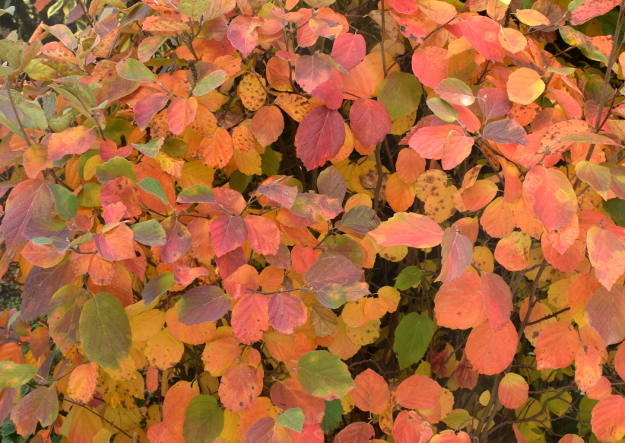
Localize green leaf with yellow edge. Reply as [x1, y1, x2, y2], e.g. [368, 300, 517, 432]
[276, 408, 305, 433]
[378, 71, 422, 120]
[427, 97, 458, 123]
[116, 58, 155, 83]
[193, 70, 228, 97]
[297, 350, 355, 400]
[393, 312, 433, 369]
[183, 395, 224, 443]
[48, 183, 78, 221]
[78, 292, 132, 369]
[130, 220, 167, 246]
[95, 157, 136, 184]
[0, 361, 37, 389]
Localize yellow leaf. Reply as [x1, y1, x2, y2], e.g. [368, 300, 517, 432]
[237, 74, 267, 111]
[179, 159, 215, 188]
[233, 147, 262, 176]
[130, 309, 165, 342]
[144, 328, 184, 370]
[507, 68, 545, 105]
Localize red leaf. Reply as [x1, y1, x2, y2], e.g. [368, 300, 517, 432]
[395, 374, 442, 410]
[587, 225, 625, 290]
[295, 105, 346, 170]
[570, 0, 620, 25]
[134, 93, 169, 130]
[332, 33, 366, 71]
[231, 292, 269, 344]
[268, 292, 307, 334]
[523, 165, 577, 232]
[459, 16, 505, 63]
[334, 422, 375, 443]
[218, 363, 263, 412]
[227, 15, 263, 56]
[311, 69, 344, 110]
[209, 215, 248, 257]
[480, 272, 513, 332]
[244, 215, 281, 255]
[160, 217, 192, 263]
[305, 256, 363, 290]
[349, 98, 391, 148]
[466, 320, 518, 375]
[369, 212, 444, 249]
[437, 227, 473, 283]
[294, 55, 332, 94]
[351, 369, 391, 414]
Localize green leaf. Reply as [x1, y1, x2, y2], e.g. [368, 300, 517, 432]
[427, 98, 458, 123]
[0, 361, 37, 389]
[183, 395, 224, 443]
[393, 312, 434, 369]
[276, 408, 305, 433]
[95, 157, 137, 184]
[178, 0, 212, 19]
[48, 183, 78, 221]
[604, 198, 625, 227]
[378, 71, 422, 120]
[143, 272, 175, 306]
[79, 292, 132, 369]
[177, 184, 216, 204]
[193, 70, 227, 96]
[341, 205, 380, 234]
[132, 137, 164, 158]
[320, 400, 343, 434]
[138, 177, 169, 206]
[116, 58, 155, 83]
[297, 350, 355, 400]
[394, 266, 423, 290]
[130, 220, 167, 246]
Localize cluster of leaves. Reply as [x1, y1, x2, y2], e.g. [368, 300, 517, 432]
[3, 0, 625, 441]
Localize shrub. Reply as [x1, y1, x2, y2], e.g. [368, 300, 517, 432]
[0, 0, 625, 442]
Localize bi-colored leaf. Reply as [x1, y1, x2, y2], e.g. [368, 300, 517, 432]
[587, 225, 625, 290]
[48, 183, 78, 221]
[393, 312, 434, 369]
[434, 78, 474, 106]
[498, 373, 528, 409]
[48, 126, 96, 160]
[523, 165, 577, 232]
[11, 386, 59, 437]
[0, 362, 37, 389]
[585, 285, 625, 345]
[79, 291, 132, 369]
[297, 350, 355, 400]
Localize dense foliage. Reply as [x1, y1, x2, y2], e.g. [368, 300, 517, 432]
[2, 0, 625, 441]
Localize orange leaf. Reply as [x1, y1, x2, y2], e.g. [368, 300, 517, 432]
[535, 321, 578, 370]
[506, 68, 545, 105]
[351, 369, 391, 414]
[218, 363, 263, 412]
[395, 374, 442, 410]
[466, 320, 518, 375]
